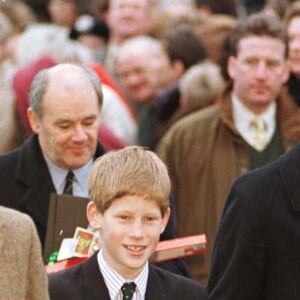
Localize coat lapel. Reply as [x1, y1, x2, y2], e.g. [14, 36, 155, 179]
[82, 252, 111, 299]
[279, 142, 300, 211]
[15, 135, 55, 228]
[145, 265, 167, 300]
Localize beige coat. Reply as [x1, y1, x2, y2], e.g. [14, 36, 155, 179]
[156, 85, 300, 284]
[0, 206, 49, 300]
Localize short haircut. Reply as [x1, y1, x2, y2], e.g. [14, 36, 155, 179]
[29, 63, 103, 119]
[88, 146, 171, 215]
[160, 24, 206, 70]
[228, 12, 288, 58]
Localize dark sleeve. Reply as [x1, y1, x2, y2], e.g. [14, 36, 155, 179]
[156, 193, 191, 278]
[207, 179, 268, 300]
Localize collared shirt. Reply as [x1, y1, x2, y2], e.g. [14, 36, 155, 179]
[97, 250, 148, 300]
[43, 154, 93, 197]
[232, 94, 276, 147]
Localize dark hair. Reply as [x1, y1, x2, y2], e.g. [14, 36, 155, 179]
[160, 24, 206, 70]
[194, 0, 238, 16]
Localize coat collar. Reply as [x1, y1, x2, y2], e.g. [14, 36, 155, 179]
[81, 253, 168, 300]
[81, 252, 111, 299]
[14, 135, 106, 238]
[220, 83, 300, 150]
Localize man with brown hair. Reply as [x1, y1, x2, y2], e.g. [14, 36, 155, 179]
[157, 12, 300, 284]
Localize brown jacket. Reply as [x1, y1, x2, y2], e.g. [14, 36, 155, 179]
[156, 85, 300, 284]
[0, 206, 49, 299]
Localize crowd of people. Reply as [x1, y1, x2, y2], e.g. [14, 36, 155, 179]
[1, 0, 300, 299]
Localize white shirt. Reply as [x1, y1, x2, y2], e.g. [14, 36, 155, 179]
[43, 154, 93, 197]
[97, 250, 148, 300]
[232, 94, 276, 148]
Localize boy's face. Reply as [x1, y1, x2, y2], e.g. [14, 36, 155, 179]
[96, 195, 170, 279]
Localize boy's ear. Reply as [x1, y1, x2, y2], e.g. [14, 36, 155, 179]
[160, 207, 171, 234]
[87, 201, 103, 229]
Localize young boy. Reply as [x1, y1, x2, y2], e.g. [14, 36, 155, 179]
[49, 146, 208, 299]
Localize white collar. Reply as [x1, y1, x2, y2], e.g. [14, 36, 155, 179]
[97, 250, 148, 300]
[232, 94, 276, 146]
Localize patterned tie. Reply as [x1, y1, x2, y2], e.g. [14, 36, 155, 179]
[251, 116, 267, 152]
[121, 282, 136, 300]
[63, 171, 74, 195]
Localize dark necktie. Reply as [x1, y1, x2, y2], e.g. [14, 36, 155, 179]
[121, 282, 136, 300]
[63, 171, 74, 195]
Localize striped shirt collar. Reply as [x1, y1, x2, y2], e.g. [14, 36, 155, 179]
[97, 250, 148, 300]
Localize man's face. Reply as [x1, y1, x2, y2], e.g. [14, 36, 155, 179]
[228, 36, 289, 113]
[48, 0, 78, 28]
[117, 50, 157, 103]
[108, 0, 151, 42]
[29, 68, 100, 169]
[288, 16, 300, 78]
[97, 195, 170, 279]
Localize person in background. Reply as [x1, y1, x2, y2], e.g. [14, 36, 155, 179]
[0, 206, 49, 299]
[104, 0, 159, 76]
[11, 23, 137, 149]
[157, 60, 225, 138]
[70, 14, 110, 64]
[157, 12, 300, 284]
[47, 0, 94, 31]
[49, 146, 208, 300]
[0, 63, 105, 248]
[116, 35, 179, 147]
[284, 1, 300, 105]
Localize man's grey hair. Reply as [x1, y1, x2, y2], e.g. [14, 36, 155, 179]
[29, 64, 103, 119]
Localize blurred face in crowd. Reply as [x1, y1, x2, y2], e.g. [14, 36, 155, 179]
[87, 195, 170, 279]
[228, 36, 289, 113]
[28, 65, 100, 169]
[107, 0, 152, 43]
[287, 16, 300, 78]
[117, 48, 158, 103]
[48, 0, 78, 28]
[151, 44, 178, 89]
[117, 41, 177, 103]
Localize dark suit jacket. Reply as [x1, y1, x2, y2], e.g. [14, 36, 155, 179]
[208, 142, 300, 299]
[49, 252, 208, 300]
[0, 134, 189, 276]
[0, 134, 105, 248]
